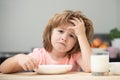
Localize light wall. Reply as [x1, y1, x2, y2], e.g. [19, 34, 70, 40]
[0, 0, 120, 52]
[117, 0, 120, 28]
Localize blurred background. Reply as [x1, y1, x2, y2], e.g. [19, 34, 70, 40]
[0, 0, 120, 63]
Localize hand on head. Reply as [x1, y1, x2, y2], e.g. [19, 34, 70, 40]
[68, 17, 86, 37]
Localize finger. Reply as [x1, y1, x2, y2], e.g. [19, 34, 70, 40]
[28, 58, 38, 68]
[32, 59, 38, 68]
[28, 62, 34, 70]
[79, 18, 84, 23]
[26, 60, 37, 70]
[22, 64, 28, 71]
[70, 20, 77, 26]
[25, 62, 34, 71]
[71, 17, 79, 22]
[67, 26, 75, 30]
[72, 17, 84, 23]
[26, 58, 38, 70]
[70, 17, 81, 26]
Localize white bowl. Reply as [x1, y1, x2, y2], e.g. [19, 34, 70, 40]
[34, 65, 72, 74]
[109, 62, 120, 74]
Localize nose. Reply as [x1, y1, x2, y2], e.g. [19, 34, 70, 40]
[61, 34, 68, 41]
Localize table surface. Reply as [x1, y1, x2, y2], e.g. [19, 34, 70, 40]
[0, 72, 120, 80]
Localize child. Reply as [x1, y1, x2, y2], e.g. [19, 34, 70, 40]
[0, 10, 94, 73]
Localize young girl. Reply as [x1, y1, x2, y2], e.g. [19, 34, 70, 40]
[0, 10, 94, 73]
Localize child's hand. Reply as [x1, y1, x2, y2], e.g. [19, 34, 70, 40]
[15, 54, 38, 71]
[69, 17, 86, 37]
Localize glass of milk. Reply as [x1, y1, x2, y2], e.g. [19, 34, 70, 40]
[91, 48, 109, 76]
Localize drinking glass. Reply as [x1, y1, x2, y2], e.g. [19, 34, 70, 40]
[91, 48, 109, 76]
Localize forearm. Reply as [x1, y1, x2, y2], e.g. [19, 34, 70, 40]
[0, 54, 24, 74]
[77, 34, 92, 72]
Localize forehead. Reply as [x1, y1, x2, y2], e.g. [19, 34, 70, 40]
[57, 23, 74, 28]
[55, 24, 75, 33]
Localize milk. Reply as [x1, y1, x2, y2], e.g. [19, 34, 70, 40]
[91, 55, 109, 72]
[91, 48, 109, 76]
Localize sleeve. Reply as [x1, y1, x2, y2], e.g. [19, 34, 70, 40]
[28, 48, 43, 64]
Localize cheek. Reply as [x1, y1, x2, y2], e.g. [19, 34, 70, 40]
[68, 39, 76, 47]
[51, 33, 59, 42]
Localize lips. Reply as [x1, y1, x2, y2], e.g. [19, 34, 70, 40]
[58, 42, 66, 47]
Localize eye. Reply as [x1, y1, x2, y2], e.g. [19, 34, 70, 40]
[58, 30, 64, 33]
[69, 34, 75, 38]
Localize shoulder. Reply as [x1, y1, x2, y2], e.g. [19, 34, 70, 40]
[32, 48, 46, 53]
[28, 48, 47, 56]
[28, 48, 48, 62]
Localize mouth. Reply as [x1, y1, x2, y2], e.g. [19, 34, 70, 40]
[58, 42, 66, 47]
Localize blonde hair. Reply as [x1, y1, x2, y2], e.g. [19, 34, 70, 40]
[43, 10, 94, 55]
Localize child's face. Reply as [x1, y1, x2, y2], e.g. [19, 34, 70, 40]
[51, 24, 77, 53]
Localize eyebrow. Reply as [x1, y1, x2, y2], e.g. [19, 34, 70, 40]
[56, 27, 75, 35]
